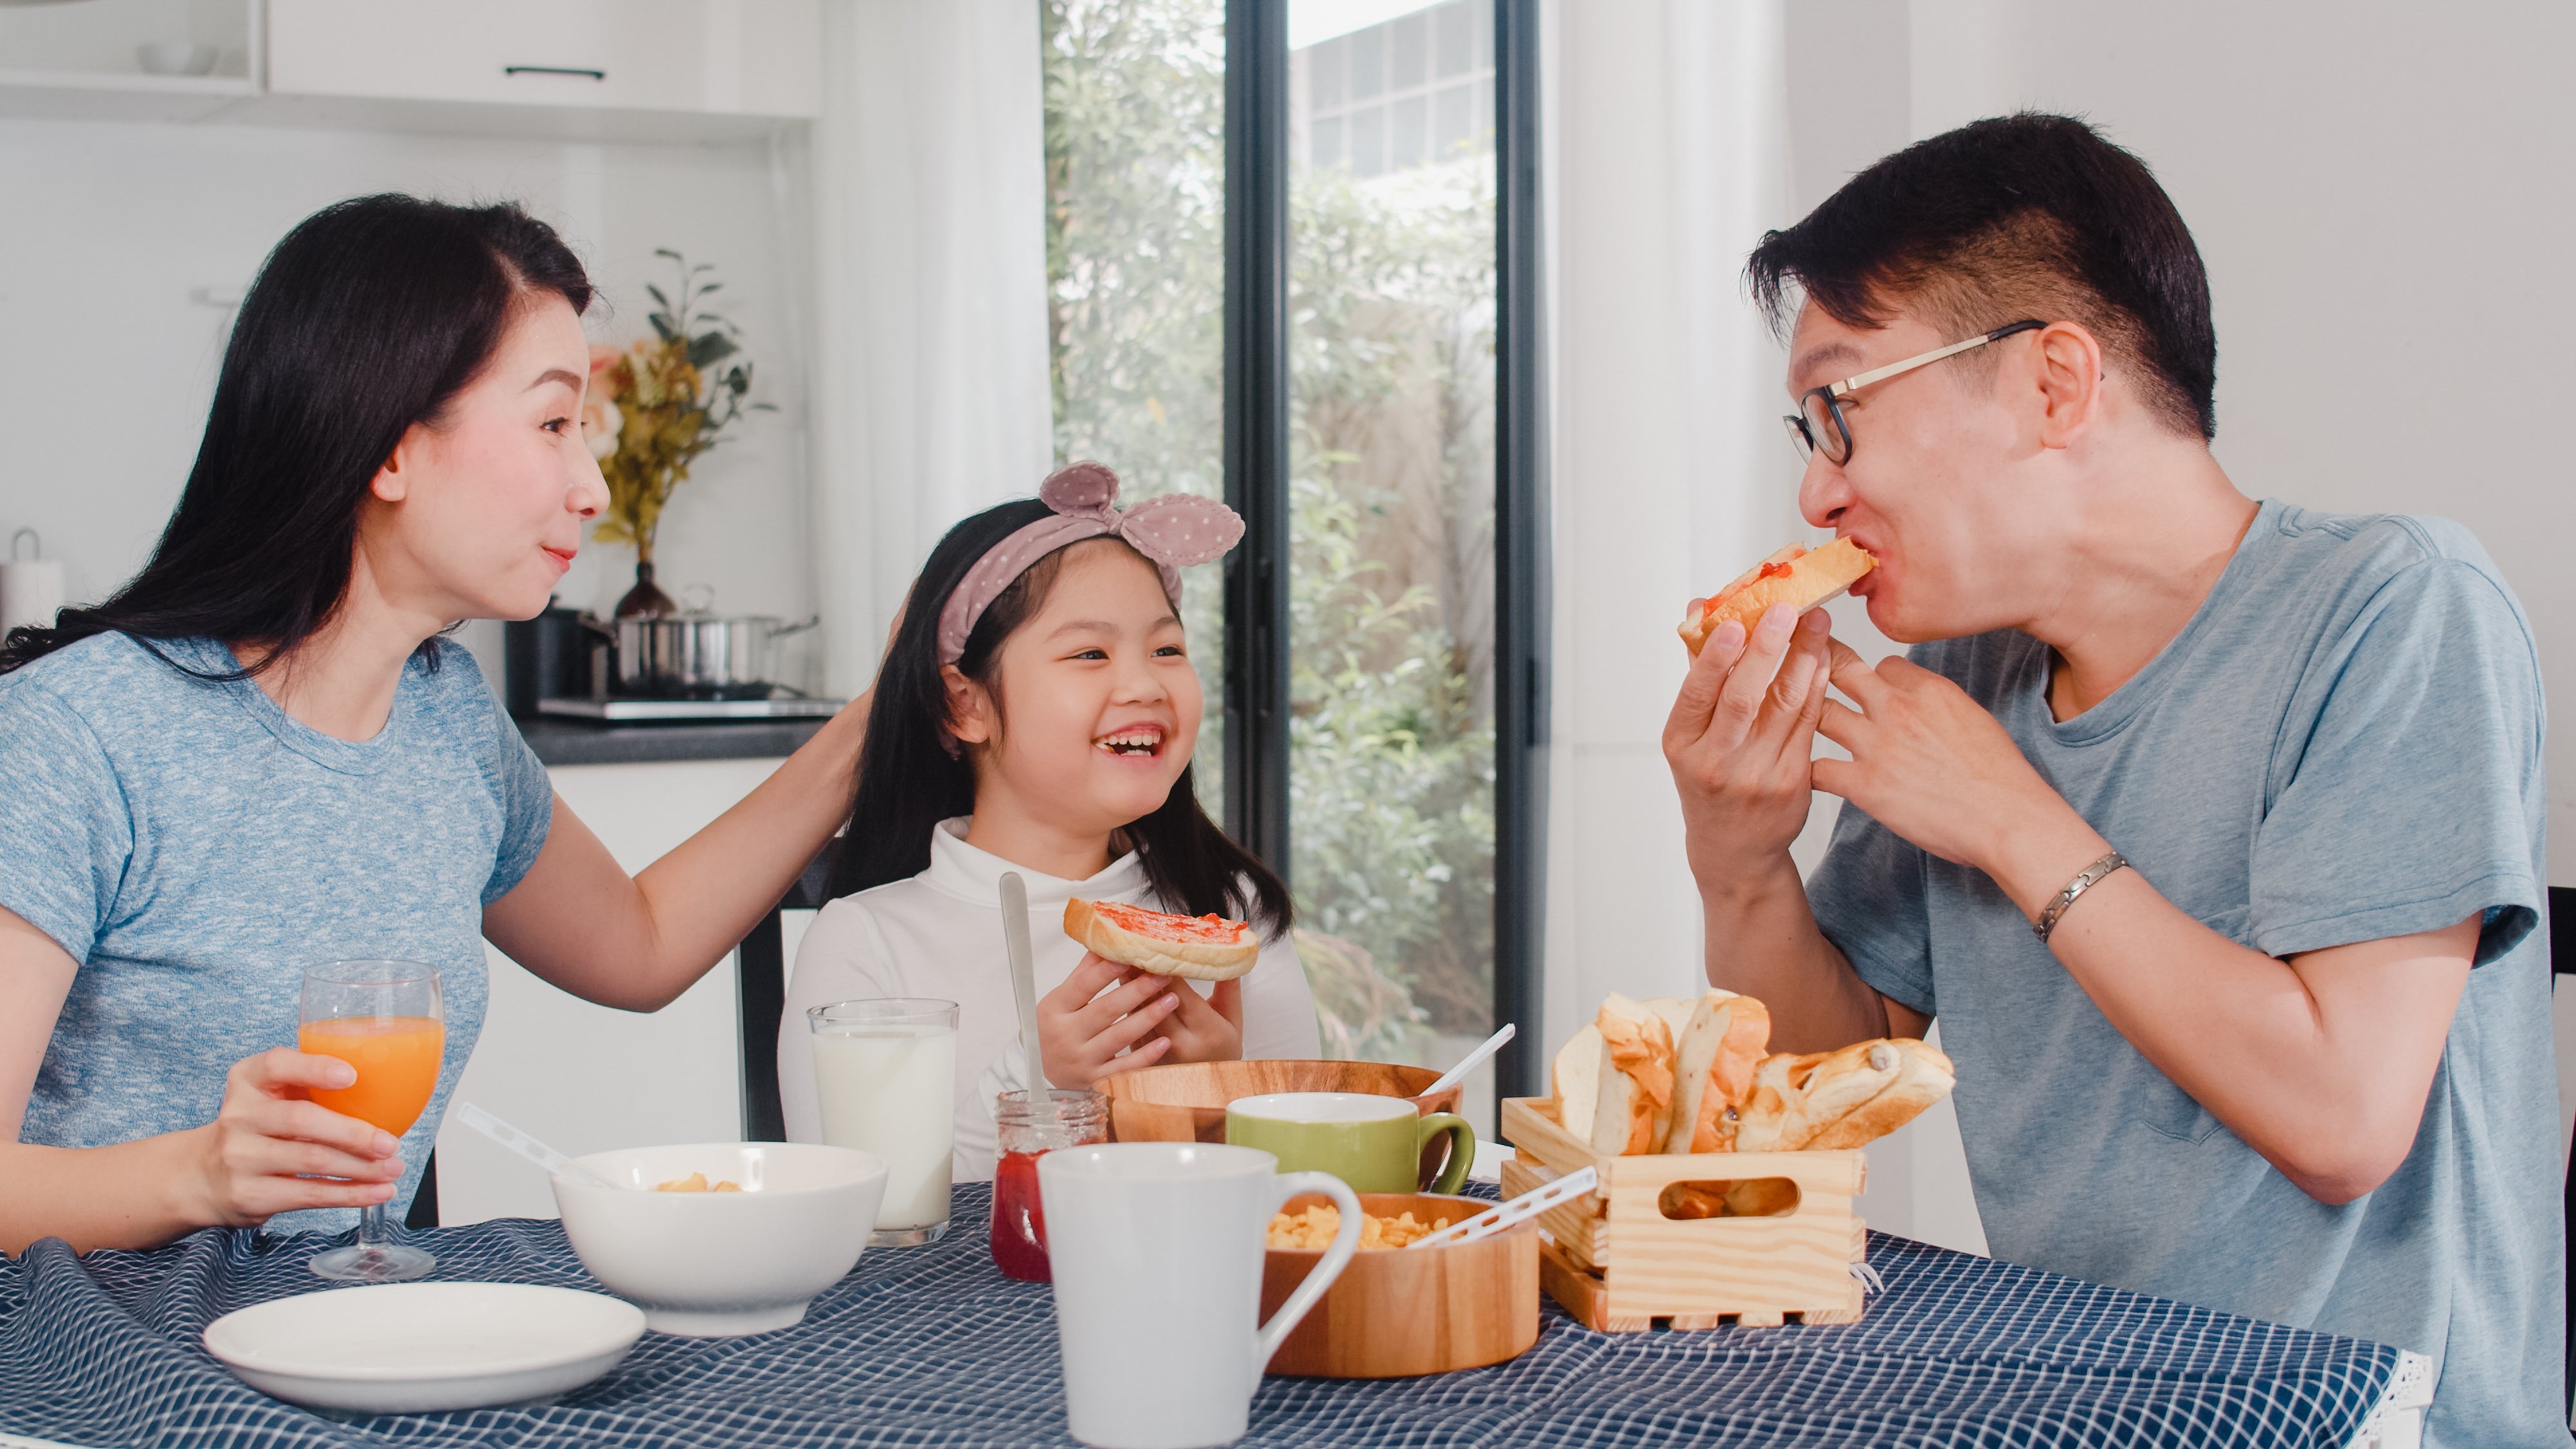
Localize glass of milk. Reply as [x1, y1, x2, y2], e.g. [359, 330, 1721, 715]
[806, 998, 959, 1246]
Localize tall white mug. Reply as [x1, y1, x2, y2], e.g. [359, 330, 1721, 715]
[1039, 1142, 1362, 1449]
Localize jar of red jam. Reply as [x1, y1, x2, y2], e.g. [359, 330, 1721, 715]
[989, 1088, 1108, 1282]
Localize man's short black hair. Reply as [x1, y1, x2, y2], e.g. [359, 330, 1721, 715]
[1748, 113, 2217, 440]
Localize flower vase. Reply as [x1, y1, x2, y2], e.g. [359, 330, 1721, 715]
[614, 559, 677, 620]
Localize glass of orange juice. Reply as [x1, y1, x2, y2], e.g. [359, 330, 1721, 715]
[300, 960, 444, 1283]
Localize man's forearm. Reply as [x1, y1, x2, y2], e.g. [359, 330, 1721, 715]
[1983, 811, 2473, 1203]
[1699, 853, 1893, 1053]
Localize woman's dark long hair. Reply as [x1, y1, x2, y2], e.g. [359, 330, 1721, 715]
[0, 194, 592, 677]
[826, 500, 1294, 936]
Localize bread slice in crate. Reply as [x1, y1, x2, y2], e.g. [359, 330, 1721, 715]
[1501, 1095, 1866, 1331]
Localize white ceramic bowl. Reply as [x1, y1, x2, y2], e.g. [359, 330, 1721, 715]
[553, 1142, 886, 1337]
[136, 41, 217, 76]
[204, 1282, 643, 1414]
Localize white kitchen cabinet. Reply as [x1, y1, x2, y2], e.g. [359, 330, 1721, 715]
[432, 755, 784, 1226]
[265, 0, 818, 118]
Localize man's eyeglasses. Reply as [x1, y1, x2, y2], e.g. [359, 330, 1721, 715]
[1783, 319, 2046, 466]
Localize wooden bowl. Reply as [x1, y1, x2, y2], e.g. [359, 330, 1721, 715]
[1259, 1191, 1539, 1378]
[1098, 1059, 1462, 1145]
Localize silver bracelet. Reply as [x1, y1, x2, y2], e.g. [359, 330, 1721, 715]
[2033, 851, 2129, 943]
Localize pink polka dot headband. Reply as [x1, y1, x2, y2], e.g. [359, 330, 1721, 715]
[935, 461, 1245, 667]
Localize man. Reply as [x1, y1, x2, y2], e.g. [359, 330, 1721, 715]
[1665, 113, 2562, 1446]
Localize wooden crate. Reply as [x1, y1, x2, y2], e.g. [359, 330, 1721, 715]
[1499, 1095, 1868, 1331]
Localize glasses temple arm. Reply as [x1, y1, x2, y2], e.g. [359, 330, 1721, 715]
[1828, 319, 2049, 398]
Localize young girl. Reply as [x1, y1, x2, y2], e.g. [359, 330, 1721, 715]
[779, 463, 1318, 1180]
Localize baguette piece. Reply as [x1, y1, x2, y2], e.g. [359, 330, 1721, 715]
[1735, 1038, 1955, 1153]
[1551, 1023, 1604, 1142]
[1661, 989, 1773, 1154]
[1063, 897, 1260, 981]
[1678, 538, 1877, 655]
[1586, 994, 1676, 1157]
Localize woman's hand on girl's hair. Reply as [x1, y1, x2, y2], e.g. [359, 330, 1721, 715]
[1144, 978, 1243, 1066]
[184, 1048, 404, 1227]
[1036, 952, 1183, 1088]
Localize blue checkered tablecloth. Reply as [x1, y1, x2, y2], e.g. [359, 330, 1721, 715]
[0, 1183, 2402, 1448]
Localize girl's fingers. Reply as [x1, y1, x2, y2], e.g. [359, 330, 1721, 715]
[1208, 979, 1244, 1032]
[1044, 952, 1127, 1011]
[1091, 1036, 1173, 1079]
[1071, 971, 1171, 1035]
[1087, 990, 1181, 1056]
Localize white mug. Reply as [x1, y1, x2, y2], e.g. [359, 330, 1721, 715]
[1039, 1142, 1362, 1449]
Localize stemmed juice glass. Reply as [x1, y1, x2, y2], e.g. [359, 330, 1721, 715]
[300, 960, 444, 1283]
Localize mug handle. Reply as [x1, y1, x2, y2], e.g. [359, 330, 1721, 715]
[1251, 1171, 1362, 1376]
[1415, 1112, 1476, 1195]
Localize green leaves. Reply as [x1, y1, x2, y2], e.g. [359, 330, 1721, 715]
[592, 251, 768, 558]
[687, 331, 739, 370]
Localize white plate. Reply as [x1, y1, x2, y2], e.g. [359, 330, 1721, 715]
[202, 1282, 645, 1414]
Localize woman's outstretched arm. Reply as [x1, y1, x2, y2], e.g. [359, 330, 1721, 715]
[481, 696, 867, 1012]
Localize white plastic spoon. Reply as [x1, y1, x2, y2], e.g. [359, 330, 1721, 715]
[1419, 1021, 1515, 1101]
[453, 1101, 622, 1189]
[1407, 1164, 1598, 1249]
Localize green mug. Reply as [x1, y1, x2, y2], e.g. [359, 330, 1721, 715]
[1224, 1092, 1475, 1195]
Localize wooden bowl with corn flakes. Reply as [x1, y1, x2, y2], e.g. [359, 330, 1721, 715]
[1258, 1191, 1540, 1378]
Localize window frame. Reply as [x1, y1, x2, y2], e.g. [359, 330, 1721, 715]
[1220, 0, 1550, 1100]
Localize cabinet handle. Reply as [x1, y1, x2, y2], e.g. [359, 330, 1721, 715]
[503, 66, 606, 80]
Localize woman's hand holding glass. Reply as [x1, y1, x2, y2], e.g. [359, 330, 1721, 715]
[297, 960, 443, 1281]
[1037, 951, 1243, 1088]
[188, 1046, 404, 1226]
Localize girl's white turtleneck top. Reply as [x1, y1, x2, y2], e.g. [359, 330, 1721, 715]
[781, 817, 1320, 1180]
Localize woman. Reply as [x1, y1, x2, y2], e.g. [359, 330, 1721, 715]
[0, 195, 863, 1253]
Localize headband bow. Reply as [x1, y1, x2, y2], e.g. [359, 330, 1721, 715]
[936, 462, 1244, 667]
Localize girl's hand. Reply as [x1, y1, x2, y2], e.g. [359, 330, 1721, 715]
[1143, 978, 1243, 1065]
[1037, 952, 1182, 1088]
[182, 1048, 404, 1227]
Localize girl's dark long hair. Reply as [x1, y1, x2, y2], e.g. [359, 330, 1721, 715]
[826, 500, 1294, 936]
[0, 194, 591, 677]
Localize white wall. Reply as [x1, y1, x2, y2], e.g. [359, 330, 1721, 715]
[0, 116, 814, 658]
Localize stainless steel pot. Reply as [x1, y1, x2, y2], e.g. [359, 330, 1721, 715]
[610, 614, 818, 699]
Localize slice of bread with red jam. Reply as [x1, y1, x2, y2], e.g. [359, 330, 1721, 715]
[1063, 898, 1260, 981]
[1678, 538, 1877, 654]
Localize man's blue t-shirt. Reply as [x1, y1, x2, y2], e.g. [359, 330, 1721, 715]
[1809, 500, 2562, 1447]
[0, 633, 554, 1234]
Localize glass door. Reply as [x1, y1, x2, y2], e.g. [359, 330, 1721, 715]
[1285, 0, 1499, 1122]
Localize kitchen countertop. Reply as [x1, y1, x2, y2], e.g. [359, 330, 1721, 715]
[514, 714, 828, 767]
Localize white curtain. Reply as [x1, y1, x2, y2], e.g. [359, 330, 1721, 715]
[808, 0, 1057, 696]
[1537, 0, 1799, 1049]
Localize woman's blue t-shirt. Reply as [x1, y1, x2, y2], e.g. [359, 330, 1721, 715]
[0, 633, 553, 1234]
